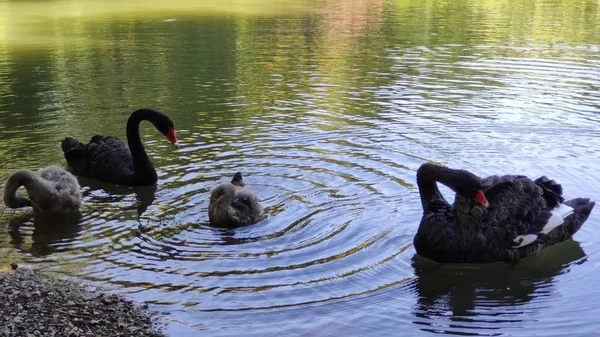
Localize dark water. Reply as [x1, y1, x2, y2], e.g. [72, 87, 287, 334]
[1, 0, 600, 336]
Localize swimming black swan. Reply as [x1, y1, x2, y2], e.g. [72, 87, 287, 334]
[3, 166, 82, 214]
[61, 108, 178, 186]
[414, 163, 595, 263]
[209, 172, 264, 227]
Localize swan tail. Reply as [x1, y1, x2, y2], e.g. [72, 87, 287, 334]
[560, 198, 595, 237]
[61, 137, 83, 154]
[511, 198, 594, 261]
[539, 198, 595, 247]
[61, 137, 88, 175]
[231, 172, 244, 187]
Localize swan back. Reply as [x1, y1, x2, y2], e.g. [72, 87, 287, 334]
[3, 166, 82, 214]
[208, 173, 264, 227]
[61, 108, 177, 186]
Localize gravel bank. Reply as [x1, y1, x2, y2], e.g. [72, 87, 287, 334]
[0, 267, 165, 337]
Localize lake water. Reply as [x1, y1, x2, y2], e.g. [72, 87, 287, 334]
[1, 0, 600, 336]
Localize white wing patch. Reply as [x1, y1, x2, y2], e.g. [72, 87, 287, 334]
[512, 234, 538, 248]
[542, 203, 574, 234]
[512, 203, 574, 248]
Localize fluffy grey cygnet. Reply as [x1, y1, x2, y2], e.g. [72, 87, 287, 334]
[208, 172, 264, 227]
[3, 165, 82, 214]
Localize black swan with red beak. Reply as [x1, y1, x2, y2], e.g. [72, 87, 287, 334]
[414, 163, 595, 263]
[61, 109, 178, 186]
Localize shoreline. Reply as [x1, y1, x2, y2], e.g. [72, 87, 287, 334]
[0, 266, 165, 337]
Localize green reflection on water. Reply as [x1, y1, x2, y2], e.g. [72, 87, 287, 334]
[1, 0, 598, 49]
[0, 0, 597, 163]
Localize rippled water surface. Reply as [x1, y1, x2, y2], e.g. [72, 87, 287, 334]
[1, 0, 600, 336]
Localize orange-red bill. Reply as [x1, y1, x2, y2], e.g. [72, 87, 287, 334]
[166, 127, 179, 148]
[474, 189, 489, 208]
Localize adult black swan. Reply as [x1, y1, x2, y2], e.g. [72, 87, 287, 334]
[414, 163, 595, 263]
[61, 108, 178, 186]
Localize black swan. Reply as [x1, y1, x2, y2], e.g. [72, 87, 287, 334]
[3, 166, 82, 214]
[61, 108, 178, 186]
[209, 172, 264, 227]
[414, 163, 595, 263]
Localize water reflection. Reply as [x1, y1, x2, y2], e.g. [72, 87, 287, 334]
[7, 212, 82, 257]
[411, 241, 587, 335]
[78, 177, 158, 217]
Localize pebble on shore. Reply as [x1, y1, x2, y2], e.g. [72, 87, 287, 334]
[0, 266, 165, 337]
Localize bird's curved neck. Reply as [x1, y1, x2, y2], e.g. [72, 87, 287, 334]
[3, 170, 36, 208]
[417, 165, 449, 210]
[126, 110, 155, 175]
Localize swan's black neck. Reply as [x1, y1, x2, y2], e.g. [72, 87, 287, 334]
[126, 109, 162, 182]
[3, 170, 34, 208]
[416, 164, 449, 210]
[416, 163, 483, 212]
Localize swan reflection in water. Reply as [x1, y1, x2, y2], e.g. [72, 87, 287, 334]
[7, 212, 83, 257]
[77, 176, 158, 218]
[410, 240, 586, 334]
[3, 174, 158, 257]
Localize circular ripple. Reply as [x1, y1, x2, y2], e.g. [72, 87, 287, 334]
[76, 110, 418, 315]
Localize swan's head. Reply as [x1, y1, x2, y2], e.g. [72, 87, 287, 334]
[165, 127, 179, 148]
[132, 108, 180, 148]
[156, 114, 179, 148]
[451, 170, 489, 208]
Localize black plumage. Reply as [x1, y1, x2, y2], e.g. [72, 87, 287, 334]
[61, 109, 178, 186]
[414, 163, 595, 263]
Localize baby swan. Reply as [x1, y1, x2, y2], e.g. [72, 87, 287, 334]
[3, 166, 82, 214]
[209, 172, 264, 227]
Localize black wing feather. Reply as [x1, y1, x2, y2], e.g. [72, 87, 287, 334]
[62, 136, 136, 185]
[481, 175, 559, 248]
[534, 176, 564, 207]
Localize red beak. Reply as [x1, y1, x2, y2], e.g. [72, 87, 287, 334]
[474, 190, 489, 208]
[166, 127, 179, 148]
